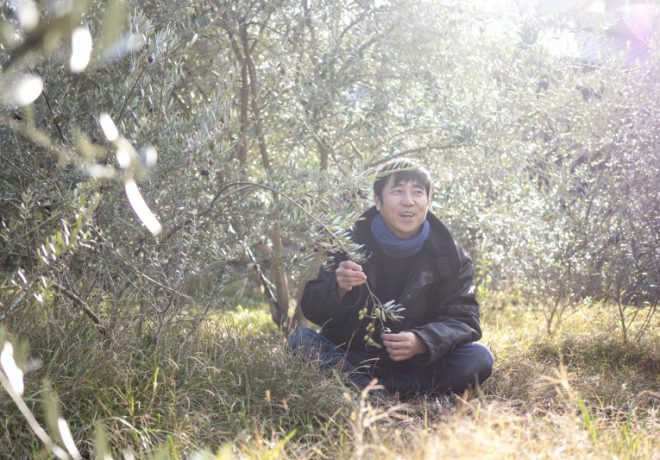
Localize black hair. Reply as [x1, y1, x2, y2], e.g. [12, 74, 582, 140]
[373, 159, 432, 200]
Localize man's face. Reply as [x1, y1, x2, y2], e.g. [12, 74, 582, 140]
[374, 175, 429, 239]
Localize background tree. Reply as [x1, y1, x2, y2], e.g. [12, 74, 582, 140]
[0, 0, 657, 347]
[0, 0, 658, 457]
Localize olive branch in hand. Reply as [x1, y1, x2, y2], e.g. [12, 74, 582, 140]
[214, 182, 406, 347]
[358, 286, 405, 349]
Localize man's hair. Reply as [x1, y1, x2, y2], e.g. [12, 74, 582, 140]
[373, 159, 432, 200]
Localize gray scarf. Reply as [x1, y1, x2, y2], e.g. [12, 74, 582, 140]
[370, 214, 430, 259]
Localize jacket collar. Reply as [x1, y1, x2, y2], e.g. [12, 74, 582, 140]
[351, 206, 461, 278]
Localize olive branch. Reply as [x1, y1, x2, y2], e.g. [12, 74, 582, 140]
[203, 182, 407, 347]
[358, 294, 405, 349]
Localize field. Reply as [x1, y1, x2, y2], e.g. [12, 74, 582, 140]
[1, 293, 657, 459]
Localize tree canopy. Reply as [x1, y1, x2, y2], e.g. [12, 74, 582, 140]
[0, 0, 657, 335]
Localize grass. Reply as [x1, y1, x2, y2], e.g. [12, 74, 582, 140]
[0, 293, 657, 459]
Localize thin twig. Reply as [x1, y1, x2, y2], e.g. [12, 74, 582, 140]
[53, 283, 109, 339]
[116, 64, 148, 125]
[41, 89, 65, 143]
[244, 243, 282, 315]
[140, 273, 192, 299]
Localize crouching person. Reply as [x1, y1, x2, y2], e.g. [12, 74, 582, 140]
[288, 160, 493, 399]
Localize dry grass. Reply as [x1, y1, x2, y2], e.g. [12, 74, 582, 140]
[0, 295, 657, 459]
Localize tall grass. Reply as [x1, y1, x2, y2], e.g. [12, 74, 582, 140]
[0, 294, 657, 459]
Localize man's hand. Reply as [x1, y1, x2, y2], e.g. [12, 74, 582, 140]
[336, 260, 367, 299]
[381, 331, 428, 361]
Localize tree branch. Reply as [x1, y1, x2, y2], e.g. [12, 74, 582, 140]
[53, 283, 109, 339]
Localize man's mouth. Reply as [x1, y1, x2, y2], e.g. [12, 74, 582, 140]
[400, 212, 415, 218]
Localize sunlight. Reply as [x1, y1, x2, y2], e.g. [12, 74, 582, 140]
[57, 418, 81, 459]
[0, 342, 24, 396]
[115, 141, 131, 169]
[12, 0, 39, 31]
[98, 113, 119, 142]
[538, 29, 579, 57]
[124, 179, 163, 236]
[8, 73, 43, 107]
[0, 1, 656, 457]
[586, 1, 606, 14]
[69, 27, 93, 73]
[140, 145, 158, 168]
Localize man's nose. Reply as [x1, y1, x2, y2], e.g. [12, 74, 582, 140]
[401, 193, 414, 205]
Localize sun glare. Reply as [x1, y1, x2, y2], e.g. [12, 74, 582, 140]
[70, 27, 93, 73]
[9, 73, 43, 107]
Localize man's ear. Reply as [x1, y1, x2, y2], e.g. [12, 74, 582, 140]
[374, 195, 381, 211]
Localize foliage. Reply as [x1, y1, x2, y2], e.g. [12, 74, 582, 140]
[415, 4, 660, 334]
[1, 0, 657, 335]
[0, 0, 658, 456]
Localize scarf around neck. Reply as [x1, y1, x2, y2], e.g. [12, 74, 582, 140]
[370, 213, 430, 259]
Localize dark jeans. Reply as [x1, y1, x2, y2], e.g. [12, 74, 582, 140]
[288, 327, 493, 398]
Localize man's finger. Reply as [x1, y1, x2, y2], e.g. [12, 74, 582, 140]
[337, 266, 366, 279]
[389, 347, 412, 356]
[388, 352, 410, 362]
[383, 342, 410, 352]
[340, 260, 363, 272]
[336, 259, 367, 293]
[345, 278, 365, 288]
[343, 270, 366, 280]
[381, 333, 408, 342]
[338, 273, 366, 284]
[382, 339, 404, 348]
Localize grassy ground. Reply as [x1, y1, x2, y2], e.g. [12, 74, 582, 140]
[0, 295, 657, 459]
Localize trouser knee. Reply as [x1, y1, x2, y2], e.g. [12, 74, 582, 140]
[431, 342, 494, 394]
[468, 342, 494, 384]
[287, 326, 318, 351]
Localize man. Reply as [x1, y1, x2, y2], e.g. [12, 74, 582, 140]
[289, 160, 493, 398]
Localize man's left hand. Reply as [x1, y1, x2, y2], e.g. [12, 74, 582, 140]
[381, 331, 428, 361]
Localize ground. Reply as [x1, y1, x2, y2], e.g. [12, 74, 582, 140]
[0, 294, 657, 459]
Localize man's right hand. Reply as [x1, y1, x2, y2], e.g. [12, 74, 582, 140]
[336, 260, 367, 299]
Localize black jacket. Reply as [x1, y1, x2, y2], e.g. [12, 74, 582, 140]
[300, 206, 482, 365]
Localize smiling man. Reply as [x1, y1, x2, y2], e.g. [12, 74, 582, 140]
[289, 160, 493, 398]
